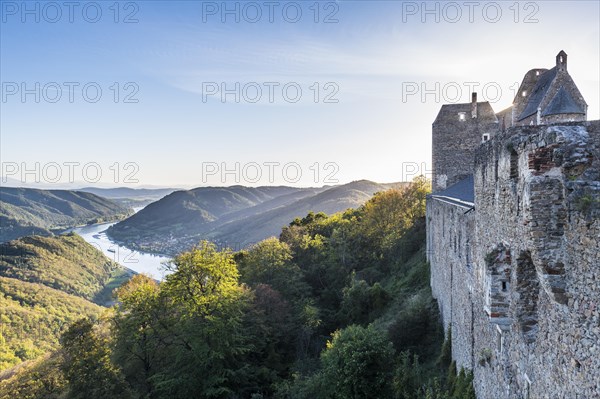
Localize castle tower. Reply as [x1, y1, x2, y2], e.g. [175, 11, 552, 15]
[431, 93, 499, 192]
[510, 50, 587, 127]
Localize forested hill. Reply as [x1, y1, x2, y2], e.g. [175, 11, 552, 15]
[0, 234, 132, 373]
[0, 177, 475, 399]
[0, 187, 132, 242]
[0, 234, 129, 302]
[107, 180, 403, 254]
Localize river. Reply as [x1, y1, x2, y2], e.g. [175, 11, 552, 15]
[69, 213, 171, 280]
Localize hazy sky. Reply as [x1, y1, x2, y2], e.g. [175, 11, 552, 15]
[1, 0, 599, 188]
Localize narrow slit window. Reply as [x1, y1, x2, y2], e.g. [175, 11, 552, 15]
[510, 150, 519, 179]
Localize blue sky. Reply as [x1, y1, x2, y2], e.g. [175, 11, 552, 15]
[1, 0, 599, 187]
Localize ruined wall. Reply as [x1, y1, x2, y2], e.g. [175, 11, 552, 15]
[427, 121, 600, 398]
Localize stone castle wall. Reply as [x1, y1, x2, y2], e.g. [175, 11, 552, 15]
[427, 197, 476, 369]
[427, 121, 600, 398]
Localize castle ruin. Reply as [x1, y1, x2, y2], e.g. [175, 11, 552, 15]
[426, 51, 599, 398]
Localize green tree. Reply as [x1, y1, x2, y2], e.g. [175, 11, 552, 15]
[388, 293, 435, 353]
[147, 241, 251, 398]
[112, 274, 162, 397]
[339, 276, 390, 325]
[237, 238, 309, 303]
[61, 318, 132, 399]
[162, 241, 241, 315]
[319, 325, 395, 399]
[451, 368, 476, 399]
[239, 284, 297, 397]
[393, 351, 426, 399]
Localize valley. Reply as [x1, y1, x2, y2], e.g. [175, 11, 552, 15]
[107, 180, 404, 255]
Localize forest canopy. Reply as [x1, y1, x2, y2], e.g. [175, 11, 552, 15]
[0, 177, 475, 399]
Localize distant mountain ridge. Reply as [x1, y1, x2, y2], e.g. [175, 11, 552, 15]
[108, 180, 404, 255]
[0, 187, 132, 242]
[77, 186, 176, 199]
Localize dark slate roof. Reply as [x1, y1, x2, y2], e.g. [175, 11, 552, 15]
[541, 87, 585, 116]
[518, 67, 557, 121]
[431, 175, 474, 206]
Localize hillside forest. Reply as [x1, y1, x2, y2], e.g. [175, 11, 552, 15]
[0, 177, 475, 399]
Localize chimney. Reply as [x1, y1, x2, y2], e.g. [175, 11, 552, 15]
[471, 92, 478, 119]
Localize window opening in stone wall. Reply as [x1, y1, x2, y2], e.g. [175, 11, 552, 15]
[484, 244, 511, 324]
[458, 112, 466, 121]
[516, 251, 540, 344]
[494, 160, 499, 181]
[442, 215, 445, 238]
[482, 133, 490, 143]
[510, 150, 519, 179]
[458, 229, 462, 260]
[466, 238, 471, 270]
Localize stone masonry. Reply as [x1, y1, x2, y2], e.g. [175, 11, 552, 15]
[426, 51, 599, 399]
